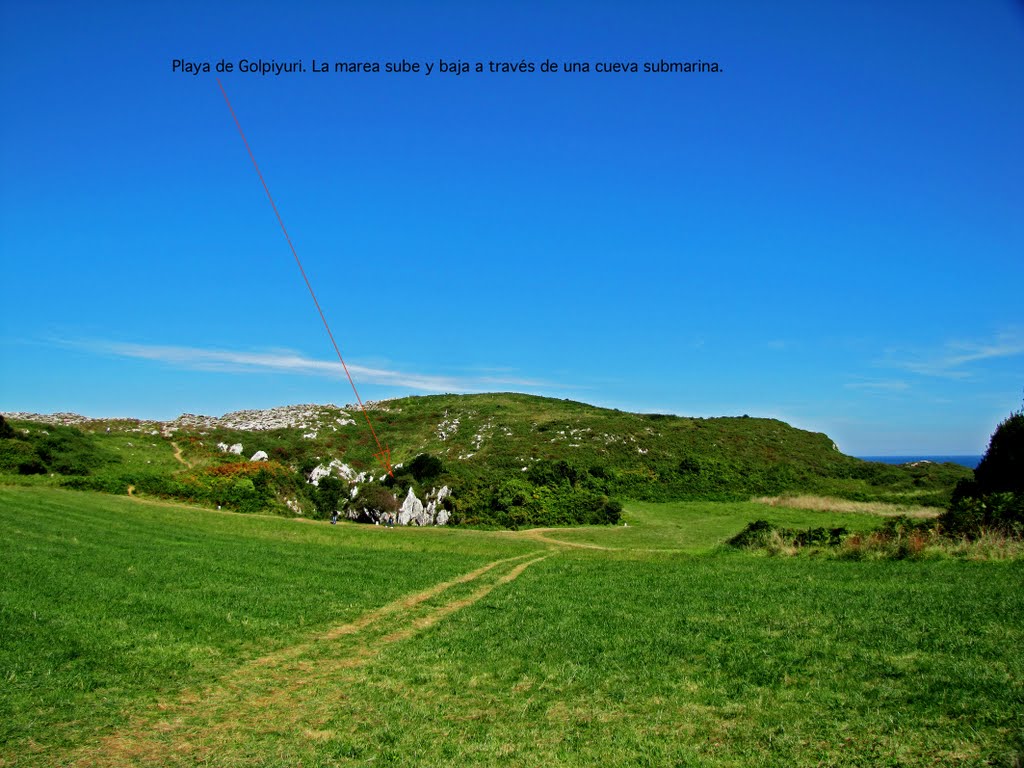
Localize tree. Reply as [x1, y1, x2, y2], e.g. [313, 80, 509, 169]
[313, 476, 344, 520]
[353, 484, 400, 522]
[408, 453, 444, 482]
[941, 406, 1024, 538]
[973, 411, 1024, 495]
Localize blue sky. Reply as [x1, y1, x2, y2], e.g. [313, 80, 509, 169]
[1, 1, 1022, 455]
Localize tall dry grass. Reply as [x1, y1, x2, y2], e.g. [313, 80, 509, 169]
[754, 494, 941, 519]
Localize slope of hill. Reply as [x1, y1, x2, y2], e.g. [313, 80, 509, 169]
[1, 393, 970, 525]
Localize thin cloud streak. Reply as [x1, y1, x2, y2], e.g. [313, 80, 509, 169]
[883, 330, 1024, 379]
[845, 379, 909, 392]
[74, 340, 570, 394]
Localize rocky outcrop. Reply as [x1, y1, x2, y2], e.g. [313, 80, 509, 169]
[173, 404, 351, 432]
[424, 486, 451, 525]
[250, 450, 269, 462]
[398, 488, 425, 525]
[395, 486, 451, 526]
[332, 483, 450, 526]
[1, 402, 381, 433]
[308, 459, 357, 486]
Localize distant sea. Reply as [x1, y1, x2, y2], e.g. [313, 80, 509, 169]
[856, 455, 982, 469]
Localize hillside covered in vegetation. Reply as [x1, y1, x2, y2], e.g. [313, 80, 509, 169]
[0, 393, 970, 527]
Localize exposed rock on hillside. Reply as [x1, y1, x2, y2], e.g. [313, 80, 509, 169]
[308, 459, 362, 486]
[173, 404, 350, 431]
[398, 488, 424, 525]
[343, 485, 450, 526]
[2, 403, 356, 433]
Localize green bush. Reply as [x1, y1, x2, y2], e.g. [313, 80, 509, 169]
[408, 453, 444, 482]
[728, 520, 849, 550]
[0, 439, 47, 475]
[313, 476, 344, 520]
[975, 412, 1024, 494]
[351, 485, 400, 522]
[941, 408, 1024, 538]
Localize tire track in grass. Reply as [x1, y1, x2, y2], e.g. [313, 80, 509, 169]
[68, 551, 549, 767]
[516, 528, 613, 550]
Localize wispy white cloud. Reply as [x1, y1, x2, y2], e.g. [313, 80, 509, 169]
[67, 339, 570, 394]
[845, 378, 909, 392]
[882, 329, 1024, 379]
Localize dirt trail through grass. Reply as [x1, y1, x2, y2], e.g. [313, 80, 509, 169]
[169, 442, 192, 469]
[513, 527, 614, 550]
[70, 551, 549, 767]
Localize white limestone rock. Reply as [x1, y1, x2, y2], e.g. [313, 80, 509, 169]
[307, 459, 356, 486]
[228, 443, 243, 455]
[398, 487, 423, 526]
[250, 450, 269, 462]
[422, 486, 451, 526]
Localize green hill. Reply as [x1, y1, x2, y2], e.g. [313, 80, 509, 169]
[0, 393, 970, 526]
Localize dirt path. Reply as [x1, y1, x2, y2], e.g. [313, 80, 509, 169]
[71, 551, 548, 767]
[169, 442, 192, 469]
[511, 527, 615, 550]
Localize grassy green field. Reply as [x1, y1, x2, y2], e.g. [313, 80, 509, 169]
[2, 486, 1022, 766]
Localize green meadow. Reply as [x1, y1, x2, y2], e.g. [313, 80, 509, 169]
[2, 486, 1022, 767]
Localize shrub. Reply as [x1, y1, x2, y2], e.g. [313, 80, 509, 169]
[941, 408, 1024, 538]
[974, 411, 1024, 494]
[313, 476, 344, 520]
[351, 485, 399, 521]
[408, 453, 444, 482]
[728, 520, 849, 550]
[728, 520, 783, 548]
[0, 439, 47, 475]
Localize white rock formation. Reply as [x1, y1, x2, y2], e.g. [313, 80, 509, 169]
[250, 450, 269, 462]
[228, 443, 243, 455]
[436, 414, 460, 440]
[398, 487, 425, 526]
[308, 459, 357, 486]
[424, 485, 451, 526]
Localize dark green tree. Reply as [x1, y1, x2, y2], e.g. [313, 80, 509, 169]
[408, 453, 444, 482]
[942, 405, 1024, 538]
[353, 485, 400, 518]
[313, 476, 344, 520]
[974, 411, 1024, 495]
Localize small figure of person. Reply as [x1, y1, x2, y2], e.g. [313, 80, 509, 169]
[330, 510, 339, 525]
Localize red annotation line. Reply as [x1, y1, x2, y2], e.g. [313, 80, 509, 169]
[216, 77, 394, 477]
